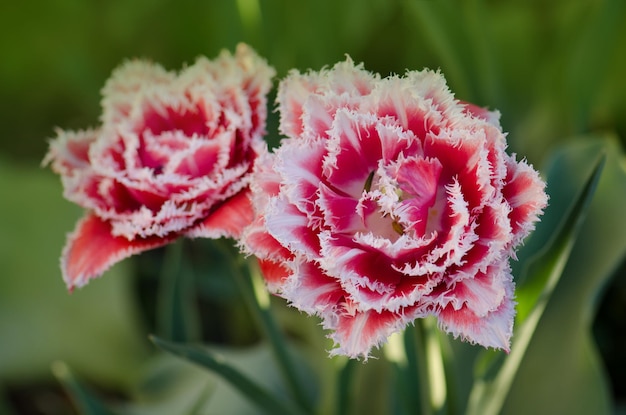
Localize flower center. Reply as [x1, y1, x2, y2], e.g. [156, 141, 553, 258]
[363, 171, 375, 193]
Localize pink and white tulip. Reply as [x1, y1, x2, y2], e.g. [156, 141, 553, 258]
[242, 59, 547, 358]
[45, 44, 275, 291]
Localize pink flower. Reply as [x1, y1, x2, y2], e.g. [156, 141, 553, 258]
[242, 59, 547, 358]
[44, 44, 275, 291]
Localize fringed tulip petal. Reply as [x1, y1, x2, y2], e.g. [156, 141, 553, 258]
[186, 190, 254, 239]
[62, 214, 174, 291]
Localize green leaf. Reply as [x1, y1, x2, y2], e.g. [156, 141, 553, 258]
[150, 336, 305, 415]
[466, 139, 607, 415]
[515, 141, 606, 324]
[52, 362, 117, 415]
[497, 137, 625, 415]
[114, 354, 215, 415]
[120, 343, 302, 415]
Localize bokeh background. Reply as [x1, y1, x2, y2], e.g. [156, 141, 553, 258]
[1, 1, 625, 414]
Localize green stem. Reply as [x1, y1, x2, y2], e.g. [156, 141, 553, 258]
[157, 239, 200, 342]
[411, 320, 434, 415]
[232, 254, 313, 414]
[437, 334, 458, 415]
[336, 358, 357, 415]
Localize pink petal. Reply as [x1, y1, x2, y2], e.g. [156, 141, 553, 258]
[186, 190, 254, 239]
[423, 130, 493, 211]
[462, 101, 502, 128]
[137, 130, 190, 172]
[277, 58, 376, 139]
[301, 94, 336, 139]
[121, 184, 167, 212]
[283, 261, 344, 313]
[101, 60, 174, 123]
[392, 156, 443, 235]
[322, 58, 377, 96]
[440, 261, 510, 316]
[258, 258, 291, 291]
[446, 202, 512, 281]
[437, 267, 515, 351]
[171, 139, 223, 178]
[324, 111, 384, 194]
[317, 183, 362, 233]
[277, 72, 320, 138]
[275, 138, 326, 216]
[141, 102, 210, 137]
[242, 217, 293, 263]
[373, 77, 431, 138]
[327, 306, 417, 359]
[320, 234, 435, 313]
[265, 196, 322, 260]
[249, 147, 282, 203]
[502, 156, 548, 247]
[43, 129, 98, 176]
[62, 214, 174, 291]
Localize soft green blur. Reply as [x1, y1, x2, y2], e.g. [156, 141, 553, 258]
[1, 0, 625, 163]
[1, 1, 624, 414]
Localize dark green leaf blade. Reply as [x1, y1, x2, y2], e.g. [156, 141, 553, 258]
[498, 137, 626, 415]
[150, 336, 304, 415]
[467, 140, 607, 415]
[516, 143, 606, 324]
[52, 362, 117, 415]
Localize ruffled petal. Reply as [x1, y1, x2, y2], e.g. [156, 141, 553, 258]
[101, 60, 174, 124]
[437, 265, 515, 351]
[282, 261, 345, 314]
[186, 189, 254, 239]
[43, 129, 97, 176]
[258, 258, 291, 291]
[462, 101, 502, 128]
[277, 58, 377, 139]
[62, 214, 174, 291]
[265, 196, 321, 260]
[326, 306, 418, 359]
[502, 155, 548, 247]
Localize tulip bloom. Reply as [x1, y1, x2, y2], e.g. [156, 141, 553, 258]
[242, 59, 547, 358]
[45, 44, 275, 290]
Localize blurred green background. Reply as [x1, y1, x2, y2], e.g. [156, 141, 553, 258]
[1, 0, 625, 414]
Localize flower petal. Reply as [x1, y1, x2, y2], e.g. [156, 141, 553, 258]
[326, 306, 418, 359]
[282, 261, 345, 314]
[462, 101, 502, 128]
[258, 258, 291, 291]
[186, 189, 254, 239]
[503, 155, 549, 247]
[437, 266, 515, 351]
[101, 60, 174, 124]
[265, 196, 322, 260]
[43, 129, 97, 176]
[62, 214, 174, 291]
[277, 58, 377, 139]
